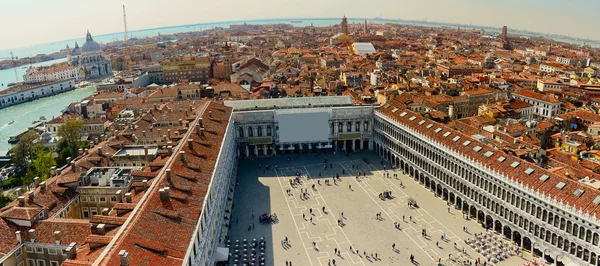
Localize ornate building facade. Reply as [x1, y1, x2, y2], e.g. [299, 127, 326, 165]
[66, 31, 112, 80]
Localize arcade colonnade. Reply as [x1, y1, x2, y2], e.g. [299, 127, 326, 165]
[373, 111, 600, 266]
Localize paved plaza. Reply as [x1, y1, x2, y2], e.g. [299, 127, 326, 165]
[227, 152, 534, 266]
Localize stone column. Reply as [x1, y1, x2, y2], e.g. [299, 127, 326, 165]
[352, 139, 356, 151]
[369, 139, 374, 150]
[334, 141, 338, 152]
[273, 145, 277, 156]
[263, 145, 268, 155]
[254, 145, 258, 156]
[245, 146, 250, 157]
[237, 148, 240, 157]
[360, 139, 364, 150]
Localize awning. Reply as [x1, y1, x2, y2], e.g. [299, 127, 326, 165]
[215, 247, 229, 261]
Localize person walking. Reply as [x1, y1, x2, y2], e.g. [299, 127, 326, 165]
[392, 243, 396, 250]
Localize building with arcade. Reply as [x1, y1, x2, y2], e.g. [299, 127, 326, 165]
[226, 96, 376, 158]
[373, 98, 600, 266]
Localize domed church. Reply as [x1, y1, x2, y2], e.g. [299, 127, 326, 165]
[66, 31, 112, 79]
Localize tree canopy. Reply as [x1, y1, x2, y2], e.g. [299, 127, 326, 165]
[8, 131, 42, 169]
[57, 120, 84, 151]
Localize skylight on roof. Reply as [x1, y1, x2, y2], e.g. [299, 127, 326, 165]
[484, 151, 494, 157]
[498, 156, 506, 162]
[426, 124, 433, 129]
[384, 104, 391, 109]
[573, 188, 585, 197]
[556, 182, 566, 190]
[391, 108, 398, 113]
[462, 140, 471, 146]
[443, 132, 451, 137]
[409, 116, 416, 121]
[473, 146, 482, 152]
[434, 128, 442, 133]
[539, 174, 549, 182]
[418, 120, 426, 125]
[400, 112, 407, 117]
[510, 162, 520, 168]
[593, 195, 600, 205]
[525, 168, 535, 175]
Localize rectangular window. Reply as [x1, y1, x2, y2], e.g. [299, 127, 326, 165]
[48, 248, 57, 255]
[346, 122, 352, 132]
[89, 196, 96, 202]
[90, 207, 98, 216]
[338, 122, 343, 133]
[355, 122, 360, 132]
[100, 197, 106, 202]
[35, 247, 44, 254]
[50, 262, 59, 266]
[364, 121, 369, 131]
[36, 260, 46, 266]
[81, 196, 88, 202]
[82, 207, 89, 218]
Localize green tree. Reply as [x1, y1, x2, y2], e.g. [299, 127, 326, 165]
[57, 120, 84, 152]
[31, 149, 56, 181]
[0, 194, 14, 209]
[7, 131, 42, 170]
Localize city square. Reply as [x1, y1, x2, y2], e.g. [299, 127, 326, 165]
[227, 152, 534, 266]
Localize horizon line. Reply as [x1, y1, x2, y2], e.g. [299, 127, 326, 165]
[1, 16, 598, 55]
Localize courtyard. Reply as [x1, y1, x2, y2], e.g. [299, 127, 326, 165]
[227, 151, 533, 266]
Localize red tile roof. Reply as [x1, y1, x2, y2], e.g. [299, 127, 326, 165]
[378, 98, 600, 219]
[98, 101, 232, 266]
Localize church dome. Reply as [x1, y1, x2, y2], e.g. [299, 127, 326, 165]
[71, 42, 81, 55]
[81, 31, 101, 53]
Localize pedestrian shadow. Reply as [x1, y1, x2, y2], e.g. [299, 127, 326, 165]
[411, 261, 420, 265]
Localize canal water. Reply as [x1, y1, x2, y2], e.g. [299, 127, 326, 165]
[0, 85, 96, 153]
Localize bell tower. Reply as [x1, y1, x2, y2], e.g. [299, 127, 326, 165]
[341, 15, 349, 35]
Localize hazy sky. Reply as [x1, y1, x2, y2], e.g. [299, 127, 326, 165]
[1, 0, 599, 51]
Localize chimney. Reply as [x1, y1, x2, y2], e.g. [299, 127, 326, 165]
[96, 224, 106, 235]
[196, 124, 201, 135]
[119, 250, 130, 266]
[51, 166, 57, 176]
[159, 187, 170, 202]
[71, 160, 77, 171]
[167, 146, 173, 155]
[78, 148, 83, 156]
[66, 157, 72, 165]
[157, 128, 161, 136]
[28, 229, 36, 243]
[166, 169, 171, 182]
[33, 177, 40, 188]
[125, 192, 132, 203]
[40, 181, 46, 192]
[15, 231, 22, 244]
[144, 146, 149, 156]
[167, 129, 171, 138]
[201, 128, 205, 137]
[209, 111, 212, 117]
[143, 179, 148, 190]
[18, 196, 25, 207]
[115, 190, 123, 203]
[187, 139, 194, 149]
[198, 118, 203, 128]
[179, 151, 186, 163]
[54, 231, 61, 245]
[28, 191, 35, 202]
[142, 130, 146, 137]
[102, 208, 109, 215]
[98, 147, 103, 156]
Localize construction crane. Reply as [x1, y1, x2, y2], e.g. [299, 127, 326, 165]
[0, 52, 20, 83]
[123, 5, 129, 47]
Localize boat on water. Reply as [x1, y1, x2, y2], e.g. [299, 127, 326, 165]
[40, 116, 47, 121]
[8, 120, 15, 125]
[291, 20, 302, 23]
[6, 82, 17, 87]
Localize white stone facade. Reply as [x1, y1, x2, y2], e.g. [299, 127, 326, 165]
[374, 110, 600, 266]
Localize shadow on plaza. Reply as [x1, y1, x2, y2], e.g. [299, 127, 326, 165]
[227, 151, 387, 266]
[227, 157, 277, 266]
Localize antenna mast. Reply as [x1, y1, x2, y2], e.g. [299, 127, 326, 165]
[123, 5, 129, 47]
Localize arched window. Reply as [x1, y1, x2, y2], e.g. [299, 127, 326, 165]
[248, 126, 254, 137]
[238, 127, 244, 138]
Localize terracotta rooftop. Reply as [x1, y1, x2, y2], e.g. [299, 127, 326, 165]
[378, 98, 600, 219]
[98, 101, 232, 266]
